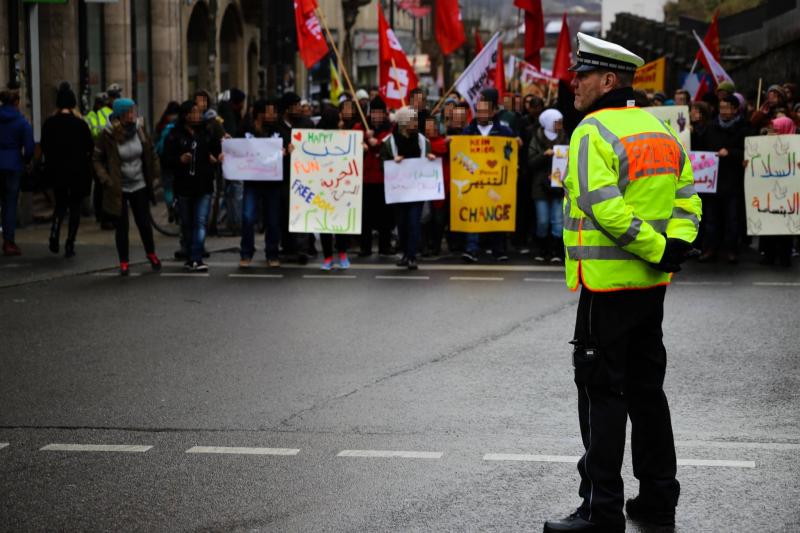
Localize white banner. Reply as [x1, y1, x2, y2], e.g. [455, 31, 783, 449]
[689, 151, 719, 193]
[644, 105, 691, 151]
[383, 158, 445, 204]
[550, 145, 569, 188]
[289, 129, 363, 234]
[744, 134, 800, 235]
[454, 32, 501, 112]
[221, 138, 283, 181]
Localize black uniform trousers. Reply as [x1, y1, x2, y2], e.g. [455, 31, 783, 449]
[572, 285, 680, 527]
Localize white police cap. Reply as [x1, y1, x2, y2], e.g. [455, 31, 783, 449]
[569, 32, 644, 73]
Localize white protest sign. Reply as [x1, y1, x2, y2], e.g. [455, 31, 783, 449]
[744, 134, 800, 235]
[689, 151, 719, 193]
[550, 145, 569, 188]
[644, 105, 691, 151]
[289, 129, 363, 235]
[221, 137, 283, 181]
[383, 158, 445, 204]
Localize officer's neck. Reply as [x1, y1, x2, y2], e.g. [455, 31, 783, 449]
[584, 87, 636, 115]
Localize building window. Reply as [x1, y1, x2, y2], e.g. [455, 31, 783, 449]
[131, 0, 153, 126]
[79, 0, 105, 114]
[187, 2, 210, 96]
[219, 5, 243, 92]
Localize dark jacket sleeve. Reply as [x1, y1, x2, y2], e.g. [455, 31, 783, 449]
[92, 132, 112, 186]
[161, 131, 181, 174]
[21, 118, 34, 164]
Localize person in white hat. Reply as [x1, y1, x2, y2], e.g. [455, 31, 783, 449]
[544, 33, 702, 533]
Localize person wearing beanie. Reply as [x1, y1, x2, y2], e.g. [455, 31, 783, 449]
[360, 95, 395, 257]
[93, 98, 163, 275]
[40, 84, 94, 258]
[750, 83, 796, 130]
[715, 81, 736, 100]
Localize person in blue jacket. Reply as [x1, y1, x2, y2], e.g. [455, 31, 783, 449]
[0, 90, 35, 256]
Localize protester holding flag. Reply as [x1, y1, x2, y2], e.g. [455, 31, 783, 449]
[360, 96, 395, 257]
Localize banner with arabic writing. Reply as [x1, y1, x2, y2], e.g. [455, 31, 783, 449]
[744, 134, 800, 235]
[449, 135, 517, 233]
[383, 158, 445, 204]
[289, 129, 363, 234]
[689, 151, 719, 194]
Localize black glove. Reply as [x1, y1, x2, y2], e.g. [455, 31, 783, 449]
[654, 236, 698, 273]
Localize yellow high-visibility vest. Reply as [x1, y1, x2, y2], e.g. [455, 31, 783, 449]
[562, 106, 702, 291]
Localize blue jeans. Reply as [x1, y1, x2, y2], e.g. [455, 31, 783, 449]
[1, 170, 21, 243]
[465, 233, 506, 255]
[224, 180, 243, 229]
[534, 197, 564, 239]
[179, 194, 212, 262]
[394, 201, 423, 260]
[240, 182, 281, 260]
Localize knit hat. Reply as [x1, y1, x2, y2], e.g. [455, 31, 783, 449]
[716, 81, 736, 94]
[767, 84, 786, 99]
[56, 82, 77, 110]
[355, 89, 369, 100]
[369, 96, 386, 111]
[112, 98, 135, 117]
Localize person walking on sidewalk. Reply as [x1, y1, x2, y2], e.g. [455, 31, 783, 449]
[41, 83, 94, 258]
[0, 90, 35, 256]
[93, 98, 162, 276]
[162, 100, 222, 272]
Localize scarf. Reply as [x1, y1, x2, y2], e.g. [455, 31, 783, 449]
[718, 114, 741, 129]
[538, 108, 564, 141]
[393, 130, 421, 158]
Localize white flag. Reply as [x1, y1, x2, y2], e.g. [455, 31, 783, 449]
[693, 31, 733, 86]
[454, 32, 501, 112]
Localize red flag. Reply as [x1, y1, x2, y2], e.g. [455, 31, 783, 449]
[494, 40, 505, 99]
[695, 10, 720, 74]
[515, 0, 544, 68]
[694, 76, 710, 102]
[435, 0, 466, 56]
[474, 28, 483, 54]
[378, 3, 418, 109]
[293, 0, 328, 68]
[551, 13, 572, 82]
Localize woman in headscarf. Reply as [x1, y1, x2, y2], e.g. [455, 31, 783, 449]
[93, 98, 162, 275]
[527, 108, 567, 262]
[41, 83, 94, 257]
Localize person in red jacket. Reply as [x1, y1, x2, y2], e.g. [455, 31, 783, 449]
[359, 96, 395, 256]
[423, 116, 449, 257]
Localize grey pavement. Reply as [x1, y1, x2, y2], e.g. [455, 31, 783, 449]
[1, 222, 799, 532]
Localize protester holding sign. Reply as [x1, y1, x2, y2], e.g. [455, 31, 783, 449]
[527, 108, 566, 262]
[359, 96, 395, 257]
[318, 107, 352, 271]
[381, 107, 435, 270]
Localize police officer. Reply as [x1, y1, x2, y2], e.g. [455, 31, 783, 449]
[543, 33, 702, 533]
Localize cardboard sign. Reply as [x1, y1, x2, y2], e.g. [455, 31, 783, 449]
[550, 145, 569, 188]
[743, 134, 800, 235]
[689, 151, 719, 193]
[383, 158, 445, 204]
[449, 135, 517, 233]
[289, 129, 364, 234]
[644, 105, 692, 151]
[222, 138, 283, 181]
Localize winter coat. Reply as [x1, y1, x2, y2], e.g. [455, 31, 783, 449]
[40, 112, 94, 195]
[0, 105, 35, 172]
[713, 118, 749, 197]
[363, 126, 393, 185]
[92, 118, 160, 216]
[527, 126, 566, 200]
[161, 123, 221, 197]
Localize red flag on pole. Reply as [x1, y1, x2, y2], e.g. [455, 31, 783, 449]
[551, 13, 572, 82]
[378, 3, 418, 109]
[515, 0, 544, 69]
[435, 0, 466, 56]
[474, 28, 484, 54]
[293, 0, 328, 68]
[494, 40, 505, 100]
[695, 10, 720, 74]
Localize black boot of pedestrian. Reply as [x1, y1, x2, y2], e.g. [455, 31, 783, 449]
[625, 496, 675, 526]
[64, 240, 75, 258]
[543, 511, 623, 532]
[65, 214, 79, 258]
[49, 217, 62, 254]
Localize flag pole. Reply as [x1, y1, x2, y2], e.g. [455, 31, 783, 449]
[756, 77, 763, 109]
[315, 8, 369, 129]
[431, 76, 461, 116]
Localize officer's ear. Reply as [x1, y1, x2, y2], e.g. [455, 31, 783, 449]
[601, 71, 617, 90]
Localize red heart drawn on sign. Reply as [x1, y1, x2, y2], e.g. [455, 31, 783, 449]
[486, 160, 498, 168]
[293, 132, 302, 141]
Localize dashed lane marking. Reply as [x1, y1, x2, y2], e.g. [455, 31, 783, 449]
[159, 272, 210, 278]
[92, 272, 142, 277]
[228, 273, 284, 279]
[676, 440, 800, 451]
[0, 443, 8, 450]
[524, 277, 564, 283]
[40, 444, 153, 453]
[753, 282, 800, 287]
[337, 450, 443, 459]
[185, 446, 299, 456]
[374, 275, 430, 280]
[177, 261, 564, 272]
[677, 459, 755, 468]
[449, 276, 504, 281]
[302, 274, 357, 279]
[483, 454, 755, 468]
[673, 281, 733, 286]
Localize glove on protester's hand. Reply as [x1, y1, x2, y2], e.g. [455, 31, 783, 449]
[654, 236, 698, 273]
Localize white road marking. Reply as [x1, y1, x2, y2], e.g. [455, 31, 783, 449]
[673, 281, 733, 286]
[375, 275, 430, 280]
[753, 282, 800, 287]
[0, 443, 8, 450]
[303, 274, 357, 279]
[450, 276, 504, 281]
[40, 444, 152, 453]
[160, 272, 210, 278]
[177, 261, 563, 272]
[185, 446, 299, 455]
[92, 272, 142, 277]
[228, 273, 284, 279]
[676, 459, 755, 468]
[483, 453, 579, 463]
[337, 450, 443, 459]
[524, 277, 564, 283]
[676, 440, 800, 451]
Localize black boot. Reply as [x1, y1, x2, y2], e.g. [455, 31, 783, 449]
[625, 495, 675, 526]
[65, 213, 79, 258]
[543, 511, 624, 532]
[49, 217, 62, 254]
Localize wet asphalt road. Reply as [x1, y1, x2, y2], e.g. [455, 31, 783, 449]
[1, 252, 799, 532]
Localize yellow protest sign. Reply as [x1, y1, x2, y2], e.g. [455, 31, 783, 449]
[449, 135, 518, 233]
[633, 57, 666, 93]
